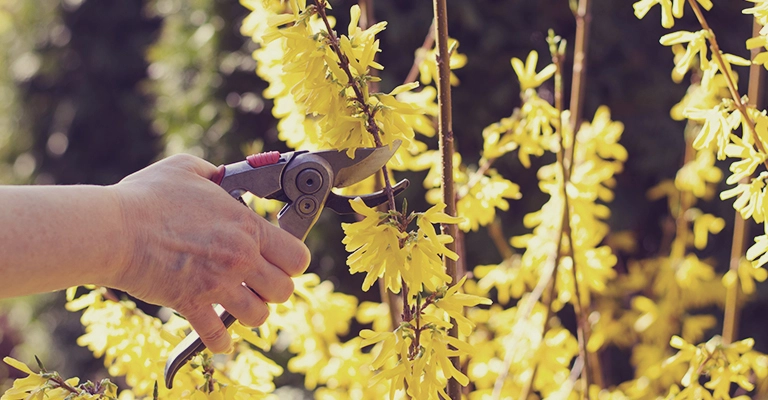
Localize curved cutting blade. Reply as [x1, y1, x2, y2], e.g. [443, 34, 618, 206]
[312, 140, 401, 188]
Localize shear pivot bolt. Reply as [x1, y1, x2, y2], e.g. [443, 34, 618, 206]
[297, 169, 323, 194]
[297, 196, 318, 215]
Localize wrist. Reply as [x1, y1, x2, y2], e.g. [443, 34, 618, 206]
[100, 184, 138, 291]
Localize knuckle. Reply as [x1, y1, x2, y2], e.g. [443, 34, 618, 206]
[240, 302, 269, 328]
[169, 153, 198, 165]
[286, 245, 311, 276]
[201, 326, 230, 351]
[271, 276, 294, 303]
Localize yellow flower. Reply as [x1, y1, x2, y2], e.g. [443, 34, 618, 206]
[691, 213, 725, 250]
[681, 315, 717, 343]
[342, 197, 408, 293]
[659, 30, 710, 78]
[474, 258, 527, 305]
[746, 231, 768, 269]
[432, 276, 492, 336]
[457, 170, 521, 232]
[482, 114, 521, 159]
[633, 0, 712, 28]
[633, 0, 674, 28]
[744, 0, 768, 32]
[418, 38, 467, 86]
[1, 357, 49, 400]
[510, 50, 556, 91]
[684, 104, 738, 160]
[356, 301, 392, 332]
[720, 171, 768, 223]
[724, 134, 767, 185]
[675, 147, 723, 198]
[666, 335, 757, 397]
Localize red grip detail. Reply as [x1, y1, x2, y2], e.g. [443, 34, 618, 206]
[246, 151, 280, 168]
[211, 165, 226, 185]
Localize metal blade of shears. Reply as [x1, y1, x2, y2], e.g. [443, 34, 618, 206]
[313, 140, 401, 188]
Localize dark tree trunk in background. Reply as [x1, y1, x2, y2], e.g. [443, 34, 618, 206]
[24, 0, 161, 185]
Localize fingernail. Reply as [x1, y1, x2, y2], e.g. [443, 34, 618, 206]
[225, 343, 235, 354]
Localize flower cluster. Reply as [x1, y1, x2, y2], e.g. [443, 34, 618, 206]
[622, 0, 768, 397]
[241, 0, 420, 156]
[2, 356, 117, 400]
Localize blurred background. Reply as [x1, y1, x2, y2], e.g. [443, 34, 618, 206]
[0, 0, 766, 394]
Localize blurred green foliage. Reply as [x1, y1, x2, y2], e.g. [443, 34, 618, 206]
[1, 0, 767, 392]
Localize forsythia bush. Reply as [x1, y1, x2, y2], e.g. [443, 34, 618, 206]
[4, 0, 768, 399]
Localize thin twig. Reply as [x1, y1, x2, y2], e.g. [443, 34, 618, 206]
[567, 0, 601, 392]
[404, 20, 436, 85]
[431, 0, 460, 398]
[687, 0, 768, 167]
[462, 157, 497, 196]
[312, 0, 397, 210]
[491, 248, 558, 399]
[51, 375, 79, 394]
[517, 37, 569, 400]
[568, 0, 592, 134]
[488, 219, 514, 260]
[723, 18, 765, 345]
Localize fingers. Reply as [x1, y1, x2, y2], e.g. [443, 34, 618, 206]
[220, 284, 270, 328]
[257, 221, 311, 277]
[243, 257, 295, 303]
[181, 304, 232, 354]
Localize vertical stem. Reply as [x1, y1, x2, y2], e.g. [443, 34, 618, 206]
[378, 279, 401, 329]
[518, 39, 568, 400]
[723, 19, 764, 345]
[358, 0, 400, 330]
[488, 219, 514, 260]
[568, 0, 600, 393]
[358, 0, 374, 31]
[568, 0, 592, 134]
[432, 0, 459, 398]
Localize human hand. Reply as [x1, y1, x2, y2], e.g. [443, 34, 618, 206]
[107, 154, 311, 353]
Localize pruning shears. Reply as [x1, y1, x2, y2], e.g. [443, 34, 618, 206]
[164, 141, 408, 388]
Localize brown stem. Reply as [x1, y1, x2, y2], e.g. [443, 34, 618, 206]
[404, 20, 437, 85]
[723, 19, 765, 345]
[378, 278, 401, 329]
[462, 157, 497, 196]
[567, 0, 602, 391]
[358, 0, 374, 31]
[102, 288, 120, 303]
[431, 0, 459, 398]
[312, 0, 397, 210]
[488, 218, 514, 260]
[687, 0, 768, 167]
[568, 0, 592, 135]
[51, 375, 79, 394]
[491, 248, 558, 399]
[518, 39, 568, 400]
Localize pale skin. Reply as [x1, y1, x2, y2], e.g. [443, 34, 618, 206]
[0, 153, 311, 354]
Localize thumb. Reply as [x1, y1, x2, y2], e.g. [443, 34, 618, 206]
[163, 153, 219, 180]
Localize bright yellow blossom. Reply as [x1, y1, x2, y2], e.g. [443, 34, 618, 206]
[633, 0, 712, 28]
[418, 38, 467, 86]
[511, 50, 556, 91]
